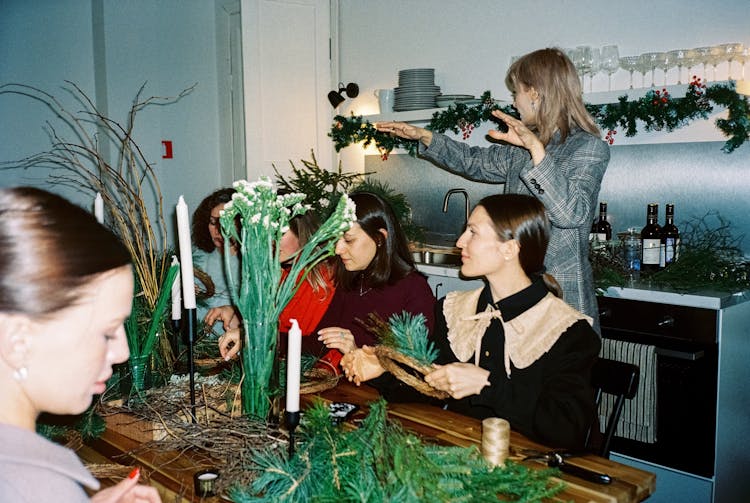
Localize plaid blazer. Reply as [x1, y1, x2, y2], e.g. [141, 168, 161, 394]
[420, 129, 610, 330]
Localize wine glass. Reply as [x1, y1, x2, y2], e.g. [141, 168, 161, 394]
[619, 55, 640, 89]
[600, 45, 620, 91]
[589, 46, 601, 92]
[573, 45, 593, 88]
[708, 45, 726, 81]
[719, 43, 744, 80]
[639, 52, 661, 87]
[740, 47, 750, 80]
[668, 49, 694, 85]
[656, 52, 671, 86]
[694, 46, 721, 82]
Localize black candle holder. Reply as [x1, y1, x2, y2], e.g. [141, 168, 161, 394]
[184, 308, 197, 422]
[286, 410, 301, 458]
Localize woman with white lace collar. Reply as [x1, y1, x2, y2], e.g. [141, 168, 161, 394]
[342, 194, 600, 450]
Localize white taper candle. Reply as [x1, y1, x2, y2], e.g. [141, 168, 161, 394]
[176, 196, 197, 309]
[286, 319, 302, 413]
[94, 192, 104, 224]
[170, 255, 182, 320]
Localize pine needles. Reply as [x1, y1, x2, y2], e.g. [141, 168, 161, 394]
[365, 311, 438, 366]
[229, 399, 564, 502]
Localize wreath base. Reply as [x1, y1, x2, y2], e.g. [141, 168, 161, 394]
[374, 346, 449, 400]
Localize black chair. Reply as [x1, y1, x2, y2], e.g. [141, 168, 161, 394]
[585, 357, 640, 458]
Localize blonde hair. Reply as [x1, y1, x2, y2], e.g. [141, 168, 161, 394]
[505, 47, 600, 145]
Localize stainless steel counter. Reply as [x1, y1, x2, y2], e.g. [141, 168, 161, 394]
[416, 264, 750, 310]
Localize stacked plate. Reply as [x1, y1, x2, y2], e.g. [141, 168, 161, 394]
[436, 94, 475, 108]
[393, 68, 441, 112]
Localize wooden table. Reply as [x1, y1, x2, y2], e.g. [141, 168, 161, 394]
[79, 381, 655, 502]
[306, 382, 655, 503]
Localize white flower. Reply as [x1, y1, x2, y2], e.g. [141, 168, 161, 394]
[320, 198, 330, 208]
[280, 225, 290, 234]
[251, 214, 261, 224]
[263, 215, 270, 227]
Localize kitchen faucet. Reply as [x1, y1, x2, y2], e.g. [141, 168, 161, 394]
[442, 188, 470, 228]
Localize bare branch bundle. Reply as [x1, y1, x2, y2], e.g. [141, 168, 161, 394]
[1, 81, 196, 369]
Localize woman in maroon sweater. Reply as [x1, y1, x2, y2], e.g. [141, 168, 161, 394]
[307, 192, 435, 371]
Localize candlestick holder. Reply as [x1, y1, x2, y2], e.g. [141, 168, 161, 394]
[184, 307, 197, 422]
[286, 410, 301, 458]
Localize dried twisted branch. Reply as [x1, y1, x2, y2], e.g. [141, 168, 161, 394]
[1, 81, 196, 369]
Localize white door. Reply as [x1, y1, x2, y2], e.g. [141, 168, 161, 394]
[240, 0, 333, 181]
[216, 0, 247, 185]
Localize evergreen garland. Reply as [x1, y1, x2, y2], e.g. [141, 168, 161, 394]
[329, 81, 750, 156]
[229, 399, 564, 502]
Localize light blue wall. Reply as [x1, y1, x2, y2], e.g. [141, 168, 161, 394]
[0, 0, 224, 245]
[0, 0, 97, 203]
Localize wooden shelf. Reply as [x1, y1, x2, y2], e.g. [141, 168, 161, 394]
[365, 107, 445, 123]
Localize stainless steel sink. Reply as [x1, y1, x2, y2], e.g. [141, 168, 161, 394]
[420, 231, 460, 249]
[411, 250, 462, 266]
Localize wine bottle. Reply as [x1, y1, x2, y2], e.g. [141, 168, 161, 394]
[594, 202, 612, 242]
[661, 203, 680, 267]
[640, 203, 661, 273]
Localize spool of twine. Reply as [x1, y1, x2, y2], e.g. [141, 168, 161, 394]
[481, 417, 510, 467]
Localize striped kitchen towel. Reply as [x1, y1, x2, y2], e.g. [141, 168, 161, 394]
[599, 339, 657, 444]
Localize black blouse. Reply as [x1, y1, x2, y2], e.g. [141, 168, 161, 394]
[376, 278, 600, 450]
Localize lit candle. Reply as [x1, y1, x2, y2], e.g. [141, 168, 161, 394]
[285, 319, 302, 413]
[94, 192, 104, 224]
[170, 255, 182, 320]
[176, 196, 197, 309]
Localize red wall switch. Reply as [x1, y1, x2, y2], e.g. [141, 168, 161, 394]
[162, 140, 173, 159]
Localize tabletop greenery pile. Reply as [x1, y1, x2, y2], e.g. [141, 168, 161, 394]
[229, 399, 564, 502]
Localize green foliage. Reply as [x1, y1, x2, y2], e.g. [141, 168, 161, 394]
[330, 84, 750, 155]
[592, 212, 750, 293]
[377, 311, 439, 366]
[330, 91, 514, 158]
[229, 399, 564, 502]
[37, 403, 106, 443]
[353, 178, 424, 242]
[274, 151, 425, 242]
[275, 150, 366, 221]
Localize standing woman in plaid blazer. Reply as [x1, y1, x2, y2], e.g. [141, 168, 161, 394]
[377, 47, 609, 331]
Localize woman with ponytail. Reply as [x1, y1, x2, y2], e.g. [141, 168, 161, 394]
[342, 194, 600, 450]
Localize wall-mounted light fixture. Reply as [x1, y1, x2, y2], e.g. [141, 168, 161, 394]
[328, 82, 359, 108]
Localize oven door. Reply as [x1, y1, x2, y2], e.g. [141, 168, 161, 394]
[598, 297, 718, 478]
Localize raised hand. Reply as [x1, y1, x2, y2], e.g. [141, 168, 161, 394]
[487, 110, 546, 165]
[375, 121, 433, 146]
